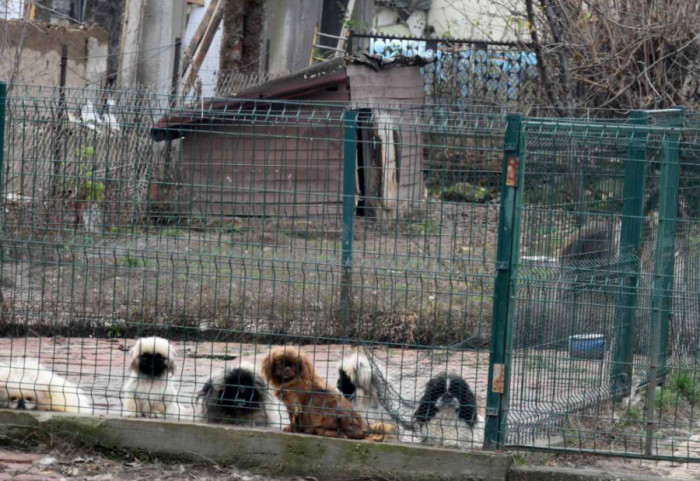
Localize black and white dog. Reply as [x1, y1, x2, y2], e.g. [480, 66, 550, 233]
[337, 351, 376, 407]
[337, 351, 392, 425]
[413, 372, 484, 448]
[198, 360, 288, 429]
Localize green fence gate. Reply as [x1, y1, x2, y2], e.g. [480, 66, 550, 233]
[486, 109, 700, 461]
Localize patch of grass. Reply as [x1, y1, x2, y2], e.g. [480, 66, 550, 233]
[160, 228, 180, 238]
[673, 372, 694, 395]
[670, 371, 700, 404]
[121, 255, 148, 268]
[627, 406, 642, 420]
[110, 226, 135, 235]
[655, 386, 681, 411]
[441, 182, 491, 203]
[618, 406, 643, 429]
[408, 218, 440, 235]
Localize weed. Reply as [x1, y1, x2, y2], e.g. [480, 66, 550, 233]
[673, 372, 694, 396]
[409, 219, 440, 235]
[121, 255, 148, 268]
[671, 371, 700, 404]
[161, 228, 179, 238]
[655, 387, 680, 411]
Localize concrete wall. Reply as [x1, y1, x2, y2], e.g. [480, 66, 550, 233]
[0, 20, 108, 87]
[138, 0, 187, 92]
[264, 0, 323, 76]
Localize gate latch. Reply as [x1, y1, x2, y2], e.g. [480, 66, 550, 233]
[506, 156, 519, 187]
[492, 363, 506, 394]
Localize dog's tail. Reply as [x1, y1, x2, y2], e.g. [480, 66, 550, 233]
[365, 422, 398, 443]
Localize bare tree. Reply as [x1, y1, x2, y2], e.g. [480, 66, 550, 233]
[448, 0, 700, 110]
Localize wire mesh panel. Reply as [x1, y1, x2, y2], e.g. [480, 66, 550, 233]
[506, 119, 635, 445]
[504, 112, 700, 462]
[0, 86, 504, 449]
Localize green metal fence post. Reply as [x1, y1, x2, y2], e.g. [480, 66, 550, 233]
[341, 110, 359, 332]
[610, 110, 649, 396]
[645, 108, 684, 455]
[484, 113, 523, 450]
[0, 82, 5, 306]
[0, 81, 5, 199]
[656, 109, 684, 371]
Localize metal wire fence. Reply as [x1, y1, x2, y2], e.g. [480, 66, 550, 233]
[0, 83, 699, 462]
[501, 109, 700, 462]
[0, 84, 504, 449]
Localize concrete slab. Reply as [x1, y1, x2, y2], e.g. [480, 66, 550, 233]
[0, 410, 511, 481]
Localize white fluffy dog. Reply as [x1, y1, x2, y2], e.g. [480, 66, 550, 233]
[0, 358, 92, 413]
[121, 337, 181, 418]
[198, 359, 289, 429]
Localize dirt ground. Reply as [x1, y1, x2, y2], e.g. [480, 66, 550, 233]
[540, 453, 700, 481]
[0, 202, 501, 347]
[3, 445, 700, 481]
[0, 446, 301, 481]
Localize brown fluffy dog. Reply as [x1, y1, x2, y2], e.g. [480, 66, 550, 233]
[262, 347, 367, 439]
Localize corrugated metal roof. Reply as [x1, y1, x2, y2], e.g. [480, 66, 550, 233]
[150, 58, 347, 141]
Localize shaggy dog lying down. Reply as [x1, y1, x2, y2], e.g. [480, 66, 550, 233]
[0, 358, 92, 413]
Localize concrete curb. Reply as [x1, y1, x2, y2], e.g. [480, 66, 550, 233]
[0, 410, 510, 481]
[0, 411, 684, 481]
[508, 465, 687, 481]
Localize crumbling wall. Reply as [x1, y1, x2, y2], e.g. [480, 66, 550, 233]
[217, 0, 264, 93]
[0, 20, 108, 87]
[84, 0, 124, 86]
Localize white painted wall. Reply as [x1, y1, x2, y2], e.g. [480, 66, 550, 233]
[372, 0, 517, 42]
[427, 0, 515, 41]
[1, 0, 25, 19]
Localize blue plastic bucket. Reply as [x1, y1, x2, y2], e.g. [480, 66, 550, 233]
[568, 334, 605, 359]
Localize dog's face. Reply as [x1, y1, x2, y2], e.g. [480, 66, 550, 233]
[427, 376, 472, 410]
[337, 370, 356, 400]
[438, 377, 464, 409]
[266, 350, 304, 384]
[425, 376, 452, 410]
[218, 368, 263, 413]
[262, 347, 316, 389]
[0, 385, 42, 410]
[129, 337, 176, 379]
[137, 352, 171, 379]
[414, 374, 476, 425]
[274, 359, 300, 382]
